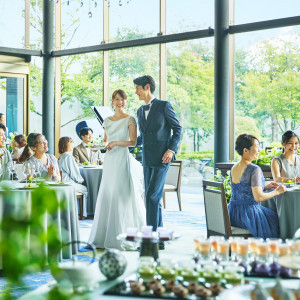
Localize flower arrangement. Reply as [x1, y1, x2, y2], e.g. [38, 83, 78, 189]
[6, 131, 18, 152]
[89, 136, 105, 148]
[215, 169, 232, 203]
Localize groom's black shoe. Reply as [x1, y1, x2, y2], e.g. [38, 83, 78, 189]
[159, 241, 165, 250]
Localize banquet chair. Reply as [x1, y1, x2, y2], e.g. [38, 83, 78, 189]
[202, 180, 252, 239]
[76, 192, 84, 220]
[163, 160, 183, 211]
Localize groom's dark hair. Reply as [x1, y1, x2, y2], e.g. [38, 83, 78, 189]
[133, 75, 155, 93]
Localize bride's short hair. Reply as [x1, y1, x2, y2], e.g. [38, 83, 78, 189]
[112, 89, 127, 100]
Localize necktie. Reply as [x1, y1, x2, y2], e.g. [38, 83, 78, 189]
[143, 104, 151, 111]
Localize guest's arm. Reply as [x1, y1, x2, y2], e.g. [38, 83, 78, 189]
[67, 155, 84, 184]
[252, 168, 286, 202]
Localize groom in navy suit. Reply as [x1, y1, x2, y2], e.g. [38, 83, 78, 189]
[134, 75, 182, 247]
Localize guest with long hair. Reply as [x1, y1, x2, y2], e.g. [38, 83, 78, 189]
[12, 134, 27, 161]
[271, 130, 300, 183]
[19, 133, 61, 182]
[58, 136, 88, 217]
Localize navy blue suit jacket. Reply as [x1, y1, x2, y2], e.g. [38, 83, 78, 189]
[136, 99, 182, 167]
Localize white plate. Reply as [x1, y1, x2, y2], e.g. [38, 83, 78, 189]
[82, 165, 97, 168]
[278, 255, 300, 270]
[89, 145, 106, 150]
[219, 280, 300, 300]
[47, 183, 72, 186]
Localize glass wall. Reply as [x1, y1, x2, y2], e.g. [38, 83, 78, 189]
[60, 52, 103, 145]
[109, 0, 159, 42]
[235, 0, 300, 25]
[61, 0, 103, 49]
[109, 45, 160, 116]
[29, 57, 43, 133]
[166, 0, 213, 34]
[167, 38, 214, 188]
[0, 0, 25, 48]
[234, 25, 300, 145]
[30, 0, 43, 50]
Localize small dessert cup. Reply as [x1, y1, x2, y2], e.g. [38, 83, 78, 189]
[256, 241, 268, 263]
[217, 240, 230, 261]
[137, 256, 157, 281]
[236, 239, 249, 262]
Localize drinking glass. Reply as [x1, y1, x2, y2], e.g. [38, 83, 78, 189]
[256, 241, 268, 263]
[8, 162, 13, 181]
[194, 238, 211, 260]
[22, 162, 30, 184]
[236, 239, 249, 262]
[137, 256, 156, 281]
[229, 237, 242, 261]
[209, 236, 224, 258]
[248, 237, 263, 261]
[292, 165, 299, 185]
[217, 240, 230, 261]
[285, 239, 295, 255]
[266, 238, 282, 262]
[277, 243, 289, 257]
[0, 162, 3, 180]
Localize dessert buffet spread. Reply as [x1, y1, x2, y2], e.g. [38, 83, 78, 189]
[104, 234, 300, 299]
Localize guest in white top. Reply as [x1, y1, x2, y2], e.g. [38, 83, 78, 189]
[12, 134, 27, 161]
[19, 133, 61, 182]
[58, 136, 88, 217]
[0, 113, 8, 137]
[73, 127, 103, 165]
[0, 123, 17, 180]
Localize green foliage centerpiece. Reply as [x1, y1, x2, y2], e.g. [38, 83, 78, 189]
[0, 182, 62, 299]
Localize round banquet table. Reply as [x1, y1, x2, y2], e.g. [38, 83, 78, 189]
[261, 186, 300, 239]
[0, 181, 80, 269]
[79, 166, 103, 215]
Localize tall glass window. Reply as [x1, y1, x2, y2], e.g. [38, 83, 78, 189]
[109, 0, 159, 42]
[0, 0, 25, 48]
[61, 0, 103, 49]
[167, 38, 214, 188]
[29, 57, 43, 133]
[109, 45, 160, 116]
[60, 52, 103, 145]
[234, 26, 300, 145]
[235, 0, 300, 24]
[30, 0, 43, 50]
[166, 0, 214, 34]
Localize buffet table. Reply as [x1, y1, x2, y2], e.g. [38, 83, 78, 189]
[18, 251, 300, 300]
[79, 166, 103, 215]
[0, 181, 80, 269]
[261, 186, 300, 239]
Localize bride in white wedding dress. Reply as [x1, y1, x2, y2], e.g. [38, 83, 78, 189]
[87, 89, 146, 250]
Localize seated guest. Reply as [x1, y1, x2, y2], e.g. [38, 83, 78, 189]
[0, 113, 8, 136]
[58, 137, 88, 217]
[19, 133, 61, 182]
[228, 134, 286, 239]
[271, 130, 300, 183]
[12, 134, 27, 161]
[0, 123, 17, 180]
[73, 127, 103, 165]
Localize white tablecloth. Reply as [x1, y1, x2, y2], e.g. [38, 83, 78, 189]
[0, 181, 80, 269]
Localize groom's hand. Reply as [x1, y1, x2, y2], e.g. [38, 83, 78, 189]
[162, 150, 174, 164]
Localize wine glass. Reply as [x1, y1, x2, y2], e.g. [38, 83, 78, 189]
[35, 162, 42, 182]
[292, 165, 299, 186]
[8, 161, 16, 181]
[0, 162, 3, 180]
[22, 162, 30, 185]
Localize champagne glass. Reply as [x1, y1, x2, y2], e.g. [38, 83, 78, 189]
[0, 162, 3, 180]
[22, 162, 30, 185]
[292, 165, 299, 185]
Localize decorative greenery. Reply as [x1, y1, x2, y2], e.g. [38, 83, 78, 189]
[215, 170, 232, 203]
[252, 148, 283, 166]
[0, 182, 62, 299]
[177, 150, 214, 164]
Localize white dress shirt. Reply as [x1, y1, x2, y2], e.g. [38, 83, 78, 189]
[143, 97, 155, 120]
[82, 142, 91, 160]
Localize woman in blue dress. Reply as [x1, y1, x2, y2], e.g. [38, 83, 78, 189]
[228, 134, 286, 239]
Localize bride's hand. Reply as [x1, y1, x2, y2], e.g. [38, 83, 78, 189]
[105, 141, 117, 151]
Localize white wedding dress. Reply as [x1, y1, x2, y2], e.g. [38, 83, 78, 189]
[87, 116, 146, 250]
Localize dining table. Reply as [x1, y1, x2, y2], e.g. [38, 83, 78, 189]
[79, 165, 103, 215]
[261, 185, 300, 239]
[0, 180, 80, 269]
